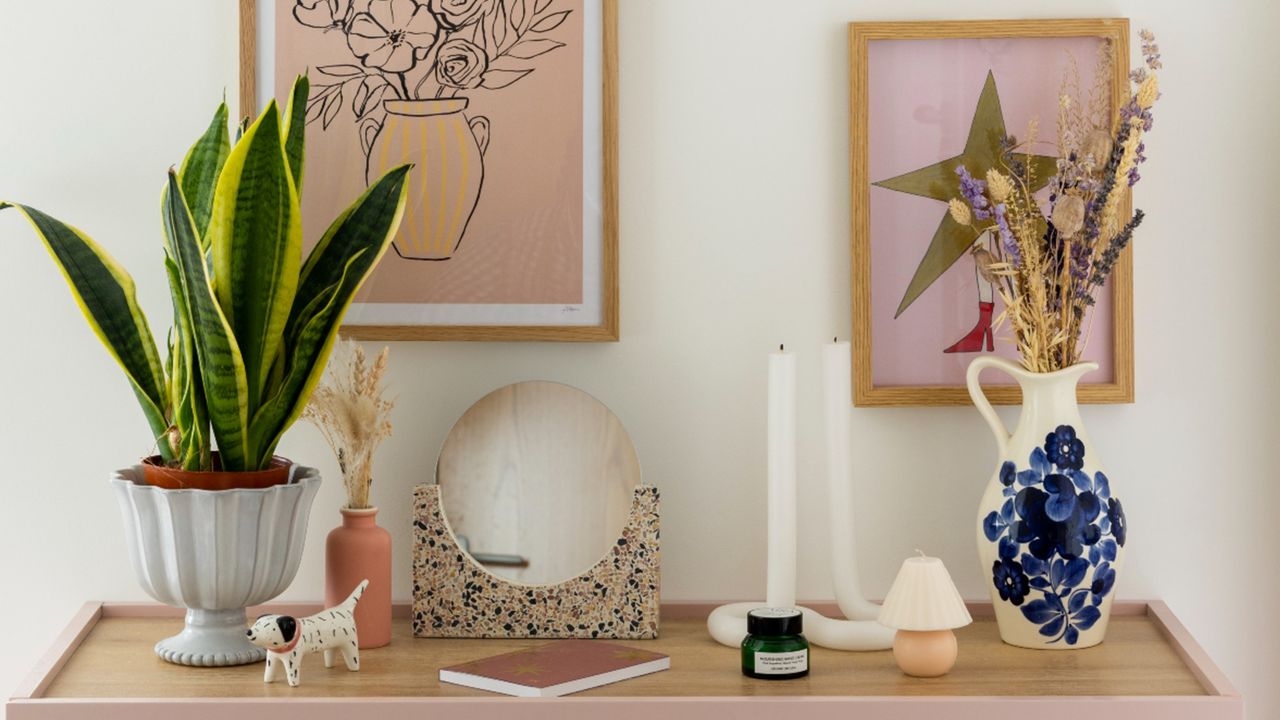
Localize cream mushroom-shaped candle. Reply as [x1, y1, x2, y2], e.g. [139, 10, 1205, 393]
[878, 552, 973, 677]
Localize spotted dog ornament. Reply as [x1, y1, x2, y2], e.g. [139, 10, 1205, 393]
[247, 580, 369, 687]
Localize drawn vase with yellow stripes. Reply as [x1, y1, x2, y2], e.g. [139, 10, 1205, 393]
[362, 98, 490, 261]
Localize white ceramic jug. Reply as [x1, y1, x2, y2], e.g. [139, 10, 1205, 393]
[967, 356, 1127, 649]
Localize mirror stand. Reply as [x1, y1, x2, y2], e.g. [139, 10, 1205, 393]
[412, 484, 660, 639]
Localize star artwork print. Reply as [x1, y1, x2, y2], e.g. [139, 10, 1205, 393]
[866, 36, 1117, 388]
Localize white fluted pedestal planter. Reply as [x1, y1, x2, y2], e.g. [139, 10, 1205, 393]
[110, 465, 321, 667]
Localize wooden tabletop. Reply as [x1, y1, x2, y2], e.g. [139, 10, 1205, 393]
[43, 613, 1205, 699]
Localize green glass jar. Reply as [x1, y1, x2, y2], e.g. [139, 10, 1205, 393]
[741, 608, 809, 679]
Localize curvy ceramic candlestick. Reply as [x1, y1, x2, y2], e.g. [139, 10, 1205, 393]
[707, 343, 893, 652]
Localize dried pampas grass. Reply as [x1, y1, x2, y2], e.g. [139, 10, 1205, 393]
[303, 340, 394, 510]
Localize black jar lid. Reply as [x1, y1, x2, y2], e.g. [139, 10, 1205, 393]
[747, 607, 803, 636]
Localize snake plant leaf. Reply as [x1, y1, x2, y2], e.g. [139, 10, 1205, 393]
[161, 173, 252, 470]
[293, 165, 411, 327]
[0, 202, 173, 460]
[163, 254, 210, 470]
[206, 101, 302, 416]
[249, 165, 410, 466]
[178, 101, 231, 242]
[281, 75, 309, 196]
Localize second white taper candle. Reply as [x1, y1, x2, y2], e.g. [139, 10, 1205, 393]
[767, 346, 797, 608]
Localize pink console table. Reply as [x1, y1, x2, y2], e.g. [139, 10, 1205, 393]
[7, 600, 1241, 720]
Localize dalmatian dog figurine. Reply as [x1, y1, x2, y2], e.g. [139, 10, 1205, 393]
[246, 579, 369, 687]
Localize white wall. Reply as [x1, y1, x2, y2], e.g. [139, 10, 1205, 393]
[2, 0, 1276, 717]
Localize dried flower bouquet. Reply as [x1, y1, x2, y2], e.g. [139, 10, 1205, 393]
[949, 30, 1163, 373]
[304, 340, 395, 509]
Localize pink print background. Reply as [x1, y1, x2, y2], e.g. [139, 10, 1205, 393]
[274, 0, 585, 306]
[867, 37, 1115, 387]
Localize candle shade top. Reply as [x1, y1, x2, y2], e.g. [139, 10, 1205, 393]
[877, 556, 973, 631]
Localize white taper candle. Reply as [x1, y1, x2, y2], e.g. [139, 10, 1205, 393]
[767, 346, 797, 608]
[823, 339, 880, 620]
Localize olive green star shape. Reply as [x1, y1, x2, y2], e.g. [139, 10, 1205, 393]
[874, 71, 1057, 318]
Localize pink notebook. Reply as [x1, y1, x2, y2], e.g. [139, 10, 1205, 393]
[439, 640, 670, 697]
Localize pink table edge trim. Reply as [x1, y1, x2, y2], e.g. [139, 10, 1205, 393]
[5, 696, 1244, 720]
[1145, 600, 1241, 698]
[10, 602, 102, 701]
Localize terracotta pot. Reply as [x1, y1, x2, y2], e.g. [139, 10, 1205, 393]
[142, 454, 292, 491]
[326, 507, 392, 648]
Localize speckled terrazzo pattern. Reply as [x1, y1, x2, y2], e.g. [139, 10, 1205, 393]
[413, 484, 660, 639]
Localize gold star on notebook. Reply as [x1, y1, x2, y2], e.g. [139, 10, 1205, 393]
[612, 650, 657, 661]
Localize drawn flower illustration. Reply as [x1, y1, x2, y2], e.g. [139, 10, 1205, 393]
[1021, 584, 1101, 646]
[982, 498, 1015, 542]
[430, 0, 496, 29]
[298, 0, 568, 136]
[1106, 498, 1127, 547]
[293, 0, 573, 262]
[992, 557, 1031, 606]
[999, 460, 1016, 487]
[1014, 483, 1100, 561]
[435, 38, 488, 89]
[295, 0, 354, 30]
[1071, 469, 1110, 500]
[348, 0, 440, 73]
[1044, 425, 1085, 470]
[981, 425, 1126, 645]
[1090, 561, 1116, 599]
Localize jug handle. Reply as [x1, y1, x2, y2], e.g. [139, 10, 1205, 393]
[469, 116, 491, 157]
[966, 355, 1020, 456]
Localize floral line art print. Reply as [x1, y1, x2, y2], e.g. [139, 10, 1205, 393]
[292, 0, 573, 261]
[983, 425, 1127, 645]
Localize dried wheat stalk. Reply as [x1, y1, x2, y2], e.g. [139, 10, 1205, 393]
[948, 31, 1162, 372]
[303, 340, 394, 509]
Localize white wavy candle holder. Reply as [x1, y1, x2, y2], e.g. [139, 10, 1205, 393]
[708, 341, 893, 651]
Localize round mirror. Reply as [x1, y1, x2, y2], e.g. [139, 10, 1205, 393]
[436, 381, 641, 584]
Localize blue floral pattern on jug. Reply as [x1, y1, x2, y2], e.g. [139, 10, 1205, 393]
[982, 424, 1127, 645]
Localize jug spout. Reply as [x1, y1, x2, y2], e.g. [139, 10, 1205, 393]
[966, 357, 1099, 456]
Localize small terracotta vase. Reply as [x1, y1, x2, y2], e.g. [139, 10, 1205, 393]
[325, 507, 392, 649]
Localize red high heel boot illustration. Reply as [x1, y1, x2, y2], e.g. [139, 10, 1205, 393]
[944, 301, 994, 354]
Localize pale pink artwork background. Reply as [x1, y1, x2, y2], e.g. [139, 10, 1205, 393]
[867, 37, 1115, 387]
[274, 0, 585, 305]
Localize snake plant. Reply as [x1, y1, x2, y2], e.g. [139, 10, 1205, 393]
[1, 76, 410, 472]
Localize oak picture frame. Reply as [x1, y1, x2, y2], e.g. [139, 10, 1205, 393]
[239, 0, 619, 342]
[849, 19, 1134, 406]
